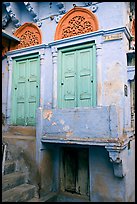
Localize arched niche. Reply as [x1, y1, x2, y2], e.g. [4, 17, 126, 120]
[54, 7, 99, 40]
[10, 22, 42, 50]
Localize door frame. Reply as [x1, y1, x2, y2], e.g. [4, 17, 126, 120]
[11, 53, 40, 126]
[58, 42, 97, 108]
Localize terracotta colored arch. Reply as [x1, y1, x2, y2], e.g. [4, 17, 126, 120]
[10, 23, 42, 50]
[54, 7, 99, 40]
[131, 19, 135, 38]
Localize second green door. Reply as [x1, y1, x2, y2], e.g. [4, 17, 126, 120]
[58, 43, 96, 108]
[11, 54, 40, 126]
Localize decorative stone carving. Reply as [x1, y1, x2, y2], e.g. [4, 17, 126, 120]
[84, 2, 92, 6]
[2, 14, 10, 29]
[91, 4, 98, 13]
[62, 15, 93, 39]
[55, 15, 63, 23]
[105, 143, 128, 178]
[3, 2, 21, 28]
[10, 23, 42, 50]
[54, 7, 99, 40]
[56, 2, 66, 14]
[24, 2, 42, 27]
[51, 46, 58, 64]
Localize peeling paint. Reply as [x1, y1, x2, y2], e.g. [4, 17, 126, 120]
[40, 98, 43, 104]
[63, 125, 70, 131]
[60, 119, 65, 125]
[52, 122, 57, 126]
[43, 110, 53, 121]
[66, 131, 73, 136]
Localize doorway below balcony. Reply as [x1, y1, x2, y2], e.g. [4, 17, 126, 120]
[59, 146, 90, 201]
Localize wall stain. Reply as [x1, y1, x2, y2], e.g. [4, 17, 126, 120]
[52, 122, 57, 126]
[43, 110, 53, 121]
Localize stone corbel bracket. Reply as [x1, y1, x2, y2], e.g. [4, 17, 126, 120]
[2, 14, 10, 29]
[105, 139, 129, 178]
[84, 2, 92, 6]
[90, 4, 98, 13]
[56, 2, 66, 14]
[24, 2, 42, 27]
[84, 2, 98, 12]
[3, 2, 21, 28]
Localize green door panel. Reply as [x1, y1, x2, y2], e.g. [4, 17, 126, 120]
[77, 48, 92, 107]
[61, 51, 76, 108]
[27, 58, 39, 125]
[58, 43, 96, 108]
[15, 60, 27, 125]
[11, 55, 40, 126]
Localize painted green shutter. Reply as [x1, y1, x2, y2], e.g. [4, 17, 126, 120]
[77, 48, 93, 107]
[27, 58, 39, 125]
[61, 51, 76, 108]
[12, 55, 39, 126]
[15, 60, 27, 125]
[58, 43, 96, 108]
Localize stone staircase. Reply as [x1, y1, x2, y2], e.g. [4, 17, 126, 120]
[2, 126, 58, 202]
[2, 126, 40, 202]
[2, 157, 39, 202]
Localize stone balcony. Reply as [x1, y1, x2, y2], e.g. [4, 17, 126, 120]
[36, 105, 122, 146]
[36, 105, 134, 177]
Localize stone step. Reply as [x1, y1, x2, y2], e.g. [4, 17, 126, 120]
[2, 172, 26, 192]
[2, 183, 36, 202]
[4, 161, 15, 175]
[27, 192, 57, 202]
[8, 126, 36, 136]
[27, 197, 42, 202]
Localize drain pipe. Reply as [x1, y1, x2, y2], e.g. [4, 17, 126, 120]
[2, 143, 7, 175]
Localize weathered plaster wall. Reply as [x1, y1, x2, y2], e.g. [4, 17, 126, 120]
[35, 143, 135, 202]
[36, 143, 60, 197]
[96, 2, 129, 30]
[90, 146, 126, 202]
[124, 139, 135, 201]
[2, 135, 39, 188]
[40, 106, 119, 140]
[43, 48, 53, 109]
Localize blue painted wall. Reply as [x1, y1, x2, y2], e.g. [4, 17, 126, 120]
[2, 2, 135, 202]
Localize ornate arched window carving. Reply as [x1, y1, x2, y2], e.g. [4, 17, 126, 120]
[10, 23, 42, 50]
[54, 7, 99, 40]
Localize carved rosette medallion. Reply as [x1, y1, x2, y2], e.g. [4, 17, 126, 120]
[54, 7, 99, 40]
[10, 23, 42, 50]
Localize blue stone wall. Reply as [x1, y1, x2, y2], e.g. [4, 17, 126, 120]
[2, 2, 135, 202]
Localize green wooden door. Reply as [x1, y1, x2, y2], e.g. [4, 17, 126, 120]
[58, 43, 96, 108]
[11, 54, 40, 126]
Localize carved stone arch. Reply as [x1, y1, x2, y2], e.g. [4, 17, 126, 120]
[10, 22, 42, 50]
[54, 7, 99, 40]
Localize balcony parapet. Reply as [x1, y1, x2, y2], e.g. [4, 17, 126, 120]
[36, 105, 135, 178]
[38, 105, 119, 142]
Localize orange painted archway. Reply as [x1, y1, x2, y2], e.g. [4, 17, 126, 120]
[10, 23, 42, 50]
[54, 7, 99, 40]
